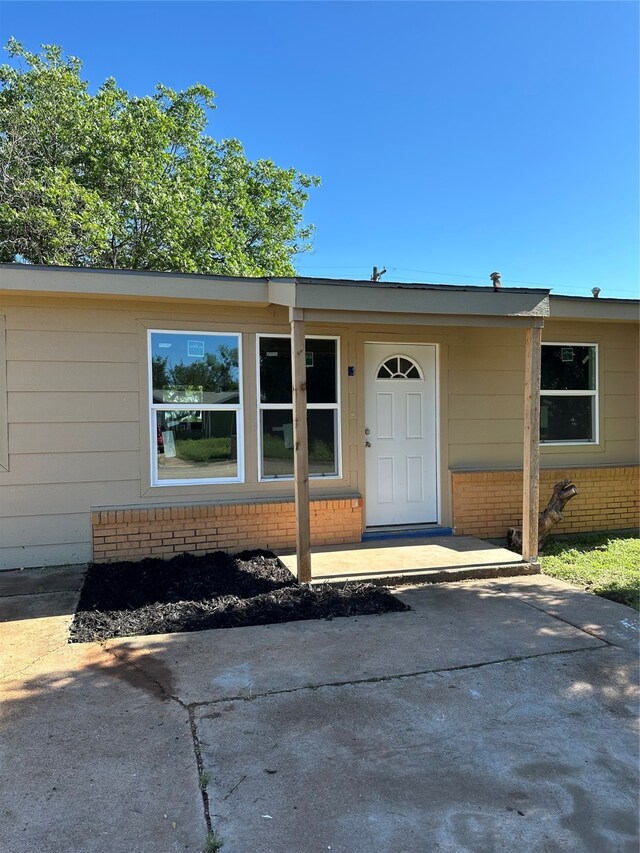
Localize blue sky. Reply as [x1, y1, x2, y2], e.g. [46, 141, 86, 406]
[1, 1, 638, 298]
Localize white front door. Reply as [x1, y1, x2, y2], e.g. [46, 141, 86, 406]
[364, 344, 438, 527]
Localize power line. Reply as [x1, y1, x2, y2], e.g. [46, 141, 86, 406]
[295, 263, 638, 296]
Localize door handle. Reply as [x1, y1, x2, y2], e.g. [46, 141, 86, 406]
[365, 441, 371, 448]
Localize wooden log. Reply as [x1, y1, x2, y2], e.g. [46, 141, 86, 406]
[290, 308, 312, 583]
[508, 479, 578, 553]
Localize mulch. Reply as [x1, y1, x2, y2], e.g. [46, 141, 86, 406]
[69, 550, 410, 642]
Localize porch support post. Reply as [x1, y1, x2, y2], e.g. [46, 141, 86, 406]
[290, 307, 312, 582]
[522, 323, 543, 563]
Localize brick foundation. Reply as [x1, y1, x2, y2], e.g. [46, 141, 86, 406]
[451, 465, 639, 539]
[92, 497, 363, 563]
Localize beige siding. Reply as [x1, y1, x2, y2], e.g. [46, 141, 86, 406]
[8, 421, 140, 454]
[0, 291, 637, 569]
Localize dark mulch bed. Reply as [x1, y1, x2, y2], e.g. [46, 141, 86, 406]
[70, 550, 410, 642]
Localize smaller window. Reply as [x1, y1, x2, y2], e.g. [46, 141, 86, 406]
[257, 335, 340, 480]
[376, 355, 422, 380]
[540, 344, 598, 444]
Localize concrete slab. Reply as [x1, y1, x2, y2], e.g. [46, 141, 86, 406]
[2, 571, 637, 853]
[0, 603, 207, 852]
[278, 535, 523, 581]
[487, 574, 640, 650]
[0, 564, 87, 597]
[196, 645, 638, 853]
[108, 581, 605, 705]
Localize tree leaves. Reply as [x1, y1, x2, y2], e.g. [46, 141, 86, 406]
[0, 40, 320, 274]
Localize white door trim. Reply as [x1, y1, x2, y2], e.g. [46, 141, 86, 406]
[364, 342, 440, 527]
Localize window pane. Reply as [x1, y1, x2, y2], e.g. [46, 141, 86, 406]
[261, 409, 294, 476]
[540, 396, 595, 442]
[259, 337, 337, 404]
[259, 337, 292, 404]
[151, 332, 240, 404]
[308, 409, 338, 475]
[156, 410, 238, 480]
[306, 339, 337, 403]
[541, 345, 596, 391]
[261, 409, 338, 478]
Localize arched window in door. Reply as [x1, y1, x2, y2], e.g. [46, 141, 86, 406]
[376, 355, 422, 380]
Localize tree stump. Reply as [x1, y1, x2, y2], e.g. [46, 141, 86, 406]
[507, 479, 578, 553]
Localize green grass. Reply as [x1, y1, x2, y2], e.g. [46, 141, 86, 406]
[175, 437, 232, 463]
[203, 831, 223, 852]
[540, 532, 640, 610]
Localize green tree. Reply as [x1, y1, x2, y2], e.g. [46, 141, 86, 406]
[0, 39, 319, 274]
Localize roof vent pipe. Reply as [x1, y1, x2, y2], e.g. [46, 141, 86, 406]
[490, 271, 502, 290]
[592, 287, 601, 298]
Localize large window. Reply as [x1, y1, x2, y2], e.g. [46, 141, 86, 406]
[540, 343, 598, 444]
[257, 335, 340, 479]
[149, 331, 243, 485]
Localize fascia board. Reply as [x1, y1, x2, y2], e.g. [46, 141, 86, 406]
[292, 281, 549, 318]
[550, 296, 640, 322]
[0, 265, 270, 305]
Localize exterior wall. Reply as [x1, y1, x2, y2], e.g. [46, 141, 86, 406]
[92, 497, 363, 563]
[451, 465, 639, 539]
[0, 285, 637, 569]
[0, 295, 357, 568]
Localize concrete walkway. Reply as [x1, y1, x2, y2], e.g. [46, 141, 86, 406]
[1, 566, 638, 852]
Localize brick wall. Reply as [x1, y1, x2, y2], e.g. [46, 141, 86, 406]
[451, 465, 639, 539]
[92, 497, 363, 563]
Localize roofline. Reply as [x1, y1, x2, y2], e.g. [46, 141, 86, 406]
[18, 262, 640, 323]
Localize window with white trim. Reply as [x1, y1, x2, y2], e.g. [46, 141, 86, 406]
[257, 335, 340, 479]
[149, 330, 243, 485]
[540, 343, 598, 444]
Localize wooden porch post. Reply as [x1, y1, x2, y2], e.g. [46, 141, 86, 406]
[522, 324, 543, 562]
[290, 307, 312, 582]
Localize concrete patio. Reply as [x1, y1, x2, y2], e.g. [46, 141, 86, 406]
[1, 565, 638, 852]
[277, 534, 529, 582]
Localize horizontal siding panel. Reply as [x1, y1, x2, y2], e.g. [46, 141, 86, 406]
[0, 481, 145, 517]
[541, 441, 639, 466]
[8, 392, 139, 423]
[447, 346, 523, 371]
[2, 451, 141, 486]
[0, 542, 91, 570]
[0, 513, 90, 547]
[604, 347, 639, 372]
[449, 443, 523, 469]
[602, 395, 638, 419]
[7, 361, 139, 393]
[448, 370, 524, 395]
[597, 440, 640, 463]
[603, 372, 638, 396]
[6, 330, 138, 362]
[449, 395, 522, 420]
[8, 422, 141, 454]
[5, 304, 281, 332]
[6, 307, 138, 333]
[604, 418, 639, 442]
[448, 419, 523, 445]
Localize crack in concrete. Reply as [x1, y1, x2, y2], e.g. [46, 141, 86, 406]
[186, 642, 611, 708]
[0, 643, 71, 682]
[103, 645, 215, 841]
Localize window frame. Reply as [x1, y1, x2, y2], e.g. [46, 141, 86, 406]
[540, 341, 599, 446]
[147, 329, 244, 487]
[256, 333, 342, 482]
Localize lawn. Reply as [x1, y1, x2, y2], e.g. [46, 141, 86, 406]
[540, 532, 640, 610]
